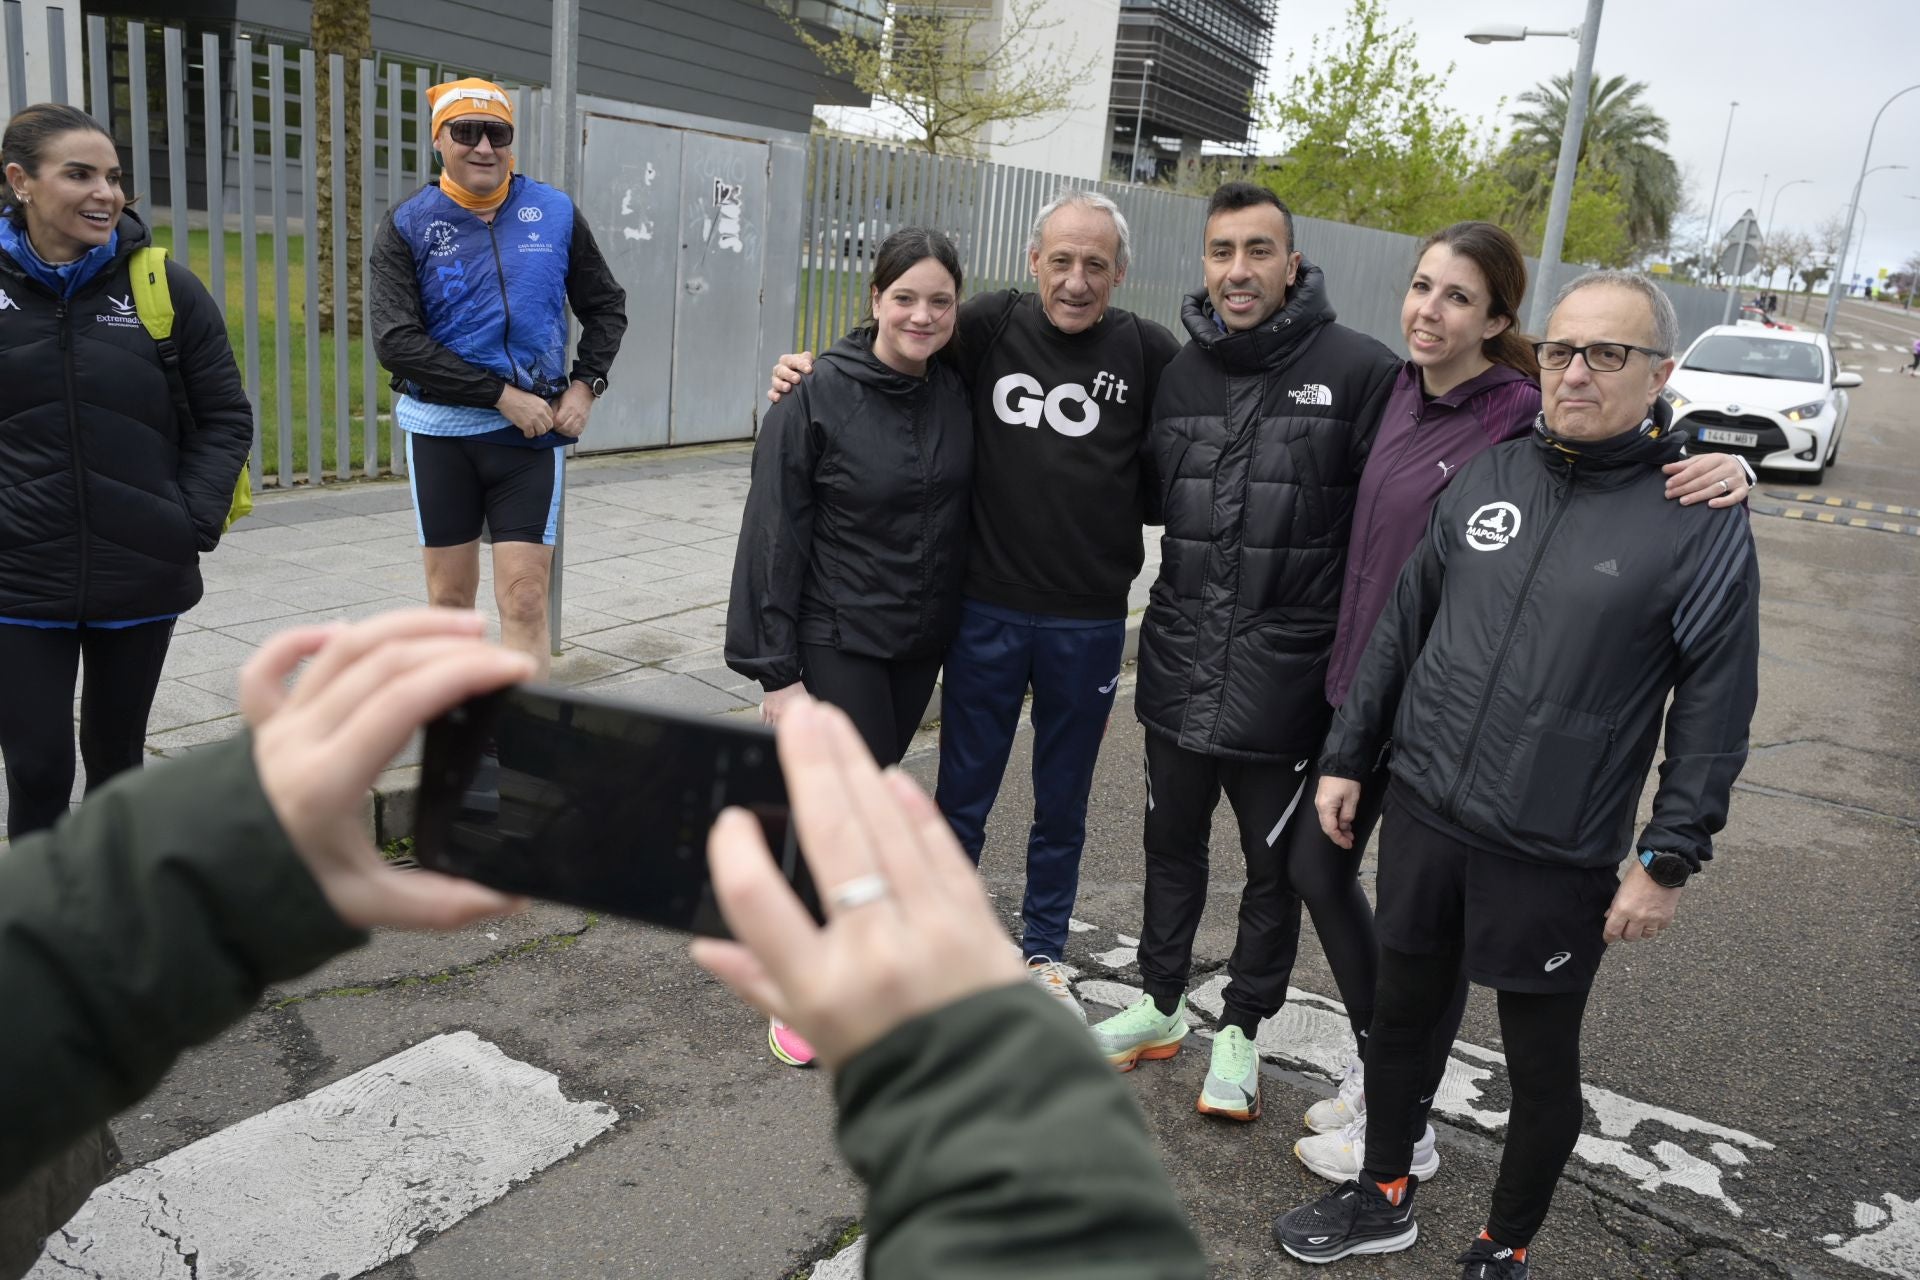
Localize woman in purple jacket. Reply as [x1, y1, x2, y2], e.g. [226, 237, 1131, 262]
[1284, 222, 1750, 1184]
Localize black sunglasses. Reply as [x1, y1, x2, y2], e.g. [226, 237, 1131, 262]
[447, 120, 513, 149]
[1533, 340, 1667, 373]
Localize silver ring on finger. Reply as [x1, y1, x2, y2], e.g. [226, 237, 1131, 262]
[827, 873, 891, 912]
[1719, 477, 1731, 494]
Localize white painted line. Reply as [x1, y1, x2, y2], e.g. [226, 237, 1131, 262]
[1093, 945, 1138, 969]
[32, 1032, 618, 1279]
[1081, 972, 1770, 1218]
[1880, 367, 1896, 374]
[1874, 342, 1890, 351]
[1067, 917, 1097, 933]
[1853, 342, 1868, 349]
[813, 1238, 866, 1279]
[1829, 1192, 1920, 1278]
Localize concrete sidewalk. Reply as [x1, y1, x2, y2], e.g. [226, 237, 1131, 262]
[0, 443, 1161, 837]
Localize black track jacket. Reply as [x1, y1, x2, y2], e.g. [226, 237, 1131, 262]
[726, 329, 972, 691]
[1136, 266, 1399, 762]
[1321, 408, 1760, 872]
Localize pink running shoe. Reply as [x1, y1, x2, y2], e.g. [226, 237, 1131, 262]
[768, 1018, 816, 1068]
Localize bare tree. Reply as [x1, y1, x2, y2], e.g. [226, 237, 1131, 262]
[311, 0, 371, 330]
[1803, 213, 1849, 319]
[788, 1, 1084, 156]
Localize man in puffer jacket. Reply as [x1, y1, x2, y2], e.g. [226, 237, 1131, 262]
[1091, 183, 1398, 1123]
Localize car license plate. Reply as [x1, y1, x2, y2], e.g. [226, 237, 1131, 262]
[1697, 428, 1758, 448]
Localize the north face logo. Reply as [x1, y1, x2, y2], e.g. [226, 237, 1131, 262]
[1465, 501, 1522, 552]
[1287, 383, 1333, 406]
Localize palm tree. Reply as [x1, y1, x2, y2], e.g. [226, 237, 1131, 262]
[1500, 72, 1681, 256]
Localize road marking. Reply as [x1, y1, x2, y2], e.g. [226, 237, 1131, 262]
[32, 1032, 618, 1279]
[1853, 342, 1867, 350]
[1826, 1193, 1920, 1278]
[1879, 367, 1896, 373]
[1079, 973, 1768, 1217]
[1873, 342, 1889, 351]
[1767, 492, 1920, 518]
[813, 1238, 866, 1278]
[1750, 502, 1920, 538]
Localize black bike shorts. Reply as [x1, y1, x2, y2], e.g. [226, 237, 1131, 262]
[405, 432, 564, 547]
[1374, 786, 1621, 994]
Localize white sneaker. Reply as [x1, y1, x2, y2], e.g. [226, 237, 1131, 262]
[1305, 1051, 1365, 1133]
[1294, 1114, 1440, 1183]
[1026, 955, 1085, 1021]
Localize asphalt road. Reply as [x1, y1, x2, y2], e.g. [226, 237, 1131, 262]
[63, 309, 1919, 1279]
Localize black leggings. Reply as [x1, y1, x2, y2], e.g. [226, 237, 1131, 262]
[1279, 762, 1391, 1046]
[1365, 943, 1589, 1248]
[0, 620, 175, 839]
[799, 643, 941, 767]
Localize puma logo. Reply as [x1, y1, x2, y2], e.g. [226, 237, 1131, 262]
[1437, 460, 1457, 478]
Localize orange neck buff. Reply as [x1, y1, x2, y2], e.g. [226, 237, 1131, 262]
[439, 164, 513, 215]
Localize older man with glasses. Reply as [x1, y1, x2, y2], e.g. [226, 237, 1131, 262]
[1273, 270, 1761, 1279]
[371, 78, 627, 676]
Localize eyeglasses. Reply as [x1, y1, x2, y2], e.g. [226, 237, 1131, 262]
[446, 120, 513, 149]
[1533, 341, 1667, 372]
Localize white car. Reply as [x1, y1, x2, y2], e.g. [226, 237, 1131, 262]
[1662, 325, 1861, 484]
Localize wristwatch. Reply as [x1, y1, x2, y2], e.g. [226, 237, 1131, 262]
[585, 376, 608, 398]
[1638, 849, 1691, 888]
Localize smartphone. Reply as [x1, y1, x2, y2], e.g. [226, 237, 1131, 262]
[413, 683, 820, 937]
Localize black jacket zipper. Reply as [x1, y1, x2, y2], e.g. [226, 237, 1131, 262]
[1443, 460, 1578, 818]
[56, 300, 92, 617]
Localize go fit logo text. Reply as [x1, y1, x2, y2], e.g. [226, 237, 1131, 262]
[991, 371, 1131, 438]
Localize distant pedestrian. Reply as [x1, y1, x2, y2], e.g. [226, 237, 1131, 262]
[1907, 337, 1919, 374]
[372, 78, 626, 678]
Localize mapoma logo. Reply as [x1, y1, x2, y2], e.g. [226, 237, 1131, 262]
[1465, 501, 1522, 552]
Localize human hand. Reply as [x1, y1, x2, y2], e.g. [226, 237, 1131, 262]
[497, 385, 555, 438]
[690, 701, 1026, 1069]
[1664, 453, 1750, 507]
[1315, 775, 1362, 849]
[242, 608, 536, 931]
[551, 382, 594, 439]
[1602, 860, 1683, 943]
[767, 352, 814, 404]
[760, 682, 811, 727]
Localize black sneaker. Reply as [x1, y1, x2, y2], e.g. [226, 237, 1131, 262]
[1457, 1233, 1531, 1278]
[1272, 1176, 1418, 1263]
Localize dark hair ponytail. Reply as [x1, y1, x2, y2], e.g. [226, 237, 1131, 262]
[1414, 221, 1537, 378]
[863, 227, 963, 331]
[2, 102, 119, 228]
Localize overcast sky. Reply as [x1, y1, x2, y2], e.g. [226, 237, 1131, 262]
[1258, 0, 1918, 280]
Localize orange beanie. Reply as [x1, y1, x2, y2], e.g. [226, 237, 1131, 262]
[427, 78, 513, 138]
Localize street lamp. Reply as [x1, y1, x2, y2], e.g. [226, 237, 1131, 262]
[1700, 101, 1737, 289]
[1823, 84, 1920, 338]
[1765, 178, 1812, 247]
[1129, 57, 1155, 184]
[1709, 189, 1747, 285]
[1466, 0, 1604, 334]
[1842, 165, 1905, 298]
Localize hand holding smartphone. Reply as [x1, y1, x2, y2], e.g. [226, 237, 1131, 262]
[413, 684, 821, 936]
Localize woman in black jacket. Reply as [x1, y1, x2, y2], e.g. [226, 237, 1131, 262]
[726, 227, 972, 1066]
[0, 104, 251, 840]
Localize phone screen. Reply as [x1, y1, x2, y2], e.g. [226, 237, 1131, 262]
[414, 684, 819, 936]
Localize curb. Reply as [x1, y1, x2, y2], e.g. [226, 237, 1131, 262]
[369, 611, 1147, 845]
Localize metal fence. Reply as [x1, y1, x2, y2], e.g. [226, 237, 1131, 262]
[48, 20, 559, 489]
[19, 22, 1734, 491]
[796, 134, 1732, 356]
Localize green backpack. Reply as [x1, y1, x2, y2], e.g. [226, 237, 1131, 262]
[128, 245, 253, 533]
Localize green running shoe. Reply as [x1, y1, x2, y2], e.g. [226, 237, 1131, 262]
[1090, 993, 1186, 1071]
[1198, 1025, 1261, 1121]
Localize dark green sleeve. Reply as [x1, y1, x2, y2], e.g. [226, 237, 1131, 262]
[835, 984, 1206, 1279]
[0, 735, 366, 1190]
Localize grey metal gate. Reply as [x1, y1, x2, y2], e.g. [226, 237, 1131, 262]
[581, 115, 680, 450]
[671, 132, 769, 445]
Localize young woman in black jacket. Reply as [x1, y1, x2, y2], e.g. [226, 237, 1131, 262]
[0, 104, 251, 840]
[726, 228, 972, 1066]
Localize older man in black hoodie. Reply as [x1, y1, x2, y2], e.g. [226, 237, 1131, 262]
[1089, 184, 1399, 1123]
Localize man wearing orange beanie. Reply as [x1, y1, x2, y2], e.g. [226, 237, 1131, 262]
[371, 77, 627, 675]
